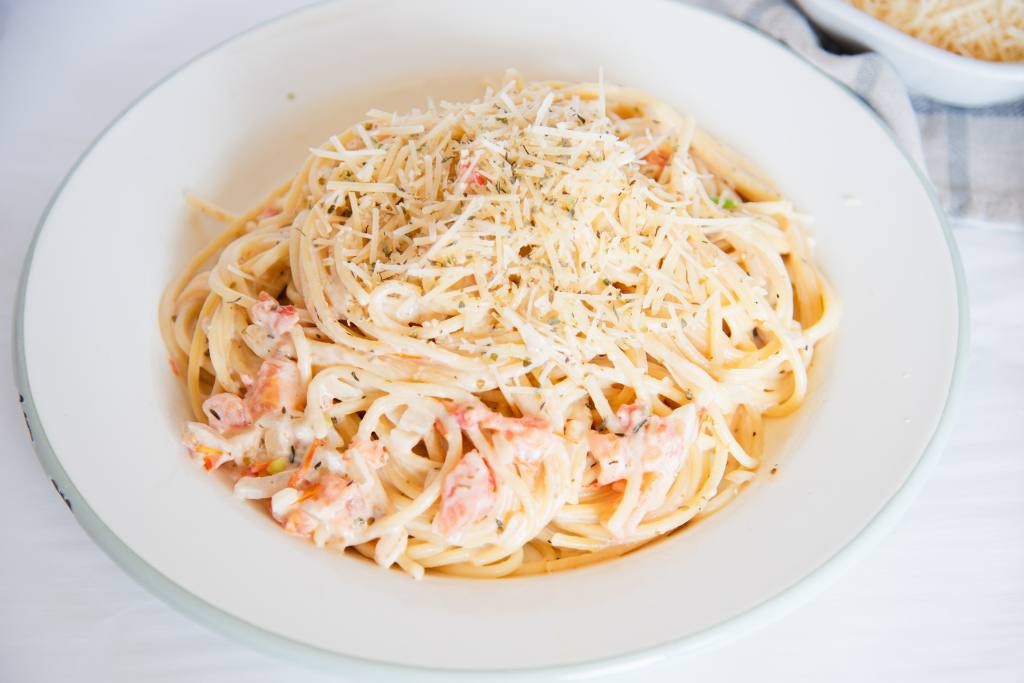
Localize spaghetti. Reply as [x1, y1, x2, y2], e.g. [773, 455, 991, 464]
[160, 74, 839, 579]
[846, 0, 1024, 62]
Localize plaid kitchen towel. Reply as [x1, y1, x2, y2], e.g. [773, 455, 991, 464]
[691, 0, 1024, 227]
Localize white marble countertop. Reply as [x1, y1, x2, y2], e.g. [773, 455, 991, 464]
[2, 1, 1021, 681]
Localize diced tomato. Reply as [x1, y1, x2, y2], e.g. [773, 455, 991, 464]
[450, 404, 492, 430]
[588, 432, 629, 485]
[283, 509, 318, 536]
[277, 473, 383, 544]
[457, 158, 487, 186]
[343, 440, 387, 469]
[245, 354, 304, 422]
[433, 450, 496, 540]
[202, 393, 250, 433]
[643, 147, 672, 178]
[448, 404, 560, 466]
[589, 404, 700, 486]
[250, 291, 299, 338]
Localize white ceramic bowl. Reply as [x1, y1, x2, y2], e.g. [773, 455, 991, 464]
[796, 0, 1024, 106]
[14, 0, 966, 678]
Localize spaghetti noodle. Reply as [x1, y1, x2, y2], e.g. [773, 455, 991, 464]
[846, 0, 1024, 62]
[160, 74, 839, 579]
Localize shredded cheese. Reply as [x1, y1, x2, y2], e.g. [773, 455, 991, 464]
[848, 0, 1024, 61]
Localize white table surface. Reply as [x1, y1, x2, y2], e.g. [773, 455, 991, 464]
[2, 1, 1022, 681]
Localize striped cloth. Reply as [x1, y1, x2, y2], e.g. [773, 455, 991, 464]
[694, 0, 1024, 227]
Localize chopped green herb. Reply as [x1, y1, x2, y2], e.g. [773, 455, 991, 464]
[458, 301, 465, 309]
[709, 194, 737, 210]
[495, 518, 505, 531]
[351, 371, 359, 381]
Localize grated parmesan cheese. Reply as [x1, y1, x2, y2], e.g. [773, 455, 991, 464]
[847, 0, 1024, 62]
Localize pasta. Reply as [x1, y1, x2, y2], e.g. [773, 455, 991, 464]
[160, 74, 839, 579]
[846, 0, 1024, 62]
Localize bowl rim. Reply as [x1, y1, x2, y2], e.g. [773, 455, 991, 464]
[11, 0, 969, 679]
[798, 0, 1024, 75]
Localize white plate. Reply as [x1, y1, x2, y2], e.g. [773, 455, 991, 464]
[14, 0, 966, 678]
[796, 0, 1024, 106]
